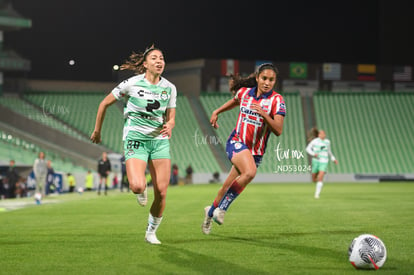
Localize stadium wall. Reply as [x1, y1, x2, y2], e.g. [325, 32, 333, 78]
[22, 60, 414, 96]
[54, 172, 414, 191]
[192, 173, 414, 184]
[163, 59, 204, 96]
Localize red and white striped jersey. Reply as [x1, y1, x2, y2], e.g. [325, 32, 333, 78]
[229, 87, 286, 156]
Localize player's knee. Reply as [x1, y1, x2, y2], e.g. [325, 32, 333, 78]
[129, 178, 146, 194]
[154, 187, 167, 201]
[243, 168, 256, 182]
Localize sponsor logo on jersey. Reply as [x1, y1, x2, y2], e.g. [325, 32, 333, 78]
[242, 117, 262, 126]
[240, 106, 259, 117]
[261, 101, 270, 111]
[135, 88, 161, 99]
[261, 99, 270, 106]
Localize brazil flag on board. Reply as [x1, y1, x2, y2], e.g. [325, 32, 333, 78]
[289, 62, 307, 79]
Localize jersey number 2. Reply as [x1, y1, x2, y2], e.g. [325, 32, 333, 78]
[146, 100, 160, 112]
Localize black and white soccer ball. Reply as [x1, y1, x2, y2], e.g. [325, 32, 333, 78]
[348, 234, 387, 270]
[34, 192, 42, 204]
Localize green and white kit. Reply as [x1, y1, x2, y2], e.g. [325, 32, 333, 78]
[112, 74, 177, 160]
[306, 137, 336, 173]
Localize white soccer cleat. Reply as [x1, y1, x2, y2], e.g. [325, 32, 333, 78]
[145, 232, 161, 245]
[136, 187, 148, 206]
[212, 208, 226, 225]
[201, 206, 213, 235]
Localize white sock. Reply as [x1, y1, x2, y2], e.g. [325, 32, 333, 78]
[315, 181, 323, 198]
[146, 214, 163, 234]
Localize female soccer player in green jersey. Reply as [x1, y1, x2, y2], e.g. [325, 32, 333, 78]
[91, 45, 177, 244]
[306, 128, 338, 199]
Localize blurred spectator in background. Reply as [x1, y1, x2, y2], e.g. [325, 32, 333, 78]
[0, 175, 4, 199]
[67, 173, 76, 193]
[112, 175, 118, 189]
[120, 155, 129, 192]
[15, 176, 27, 198]
[45, 160, 55, 196]
[171, 164, 179, 185]
[97, 152, 111, 195]
[6, 160, 19, 198]
[185, 164, 193, 184]
[145, 168, 152, 187]
[85, 170, 94, 191]
[209, 172, 221, 184]
[33, 152, 47, 196]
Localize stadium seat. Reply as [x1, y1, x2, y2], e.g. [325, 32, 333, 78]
[0, 128, 87, 172]
[313, 92, 414, 174]
[0, 96, 88, 142]
[24, 92, 123, 152]
[170, 96, 221, 175]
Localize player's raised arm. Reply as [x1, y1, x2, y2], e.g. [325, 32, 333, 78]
[90, 93, 117, 144]
[210, 98, 239, 129]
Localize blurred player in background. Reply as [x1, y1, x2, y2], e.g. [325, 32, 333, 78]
[91, 44, 177, 244]
[306, 128, 338, 199]
[33, 152, 47, 196]
[202, 63, 286, 234]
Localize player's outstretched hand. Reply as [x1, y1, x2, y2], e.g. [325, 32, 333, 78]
[210, 112, 219, 129]
[90, 131, 101, 144]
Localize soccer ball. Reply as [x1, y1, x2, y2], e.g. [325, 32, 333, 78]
[77, 187, 84, 194]
[348, 234, 387, 270]
[34, 192, 42, 205]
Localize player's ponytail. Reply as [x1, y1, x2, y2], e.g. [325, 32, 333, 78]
[307, 127, 319, 143]
[229, 63, 279, 94]
[229, 73, 257, 93]
[120, 44, 162, 74]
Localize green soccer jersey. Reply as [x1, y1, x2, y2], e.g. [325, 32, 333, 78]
[112, 74, 177, 141]
[306, 137, 336, 163]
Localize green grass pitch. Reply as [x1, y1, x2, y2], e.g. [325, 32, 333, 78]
[0, 182, 413, 274]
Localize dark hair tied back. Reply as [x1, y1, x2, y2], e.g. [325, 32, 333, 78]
[120, 44, 162, 75]
[256, 63, 278, 75]
[229, 63, 279, 93]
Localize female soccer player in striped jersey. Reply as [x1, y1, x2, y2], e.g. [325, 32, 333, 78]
[91, 45, 177, 244]
[306, 128, 338, 199]
[202, 63, 286, 234]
